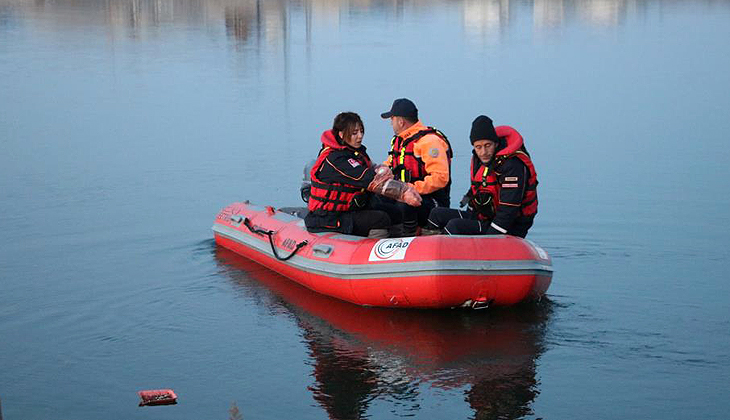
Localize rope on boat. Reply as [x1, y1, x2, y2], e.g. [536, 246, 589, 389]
[242, 217, 308, 261]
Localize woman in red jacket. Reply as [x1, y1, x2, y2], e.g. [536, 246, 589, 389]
[305, 112, 421, 238]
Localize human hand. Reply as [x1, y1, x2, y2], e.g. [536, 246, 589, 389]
[459, 194, 471, 208]
[368, 165, 394, 192]
[373, 164, 393, 179]
[401, 184, 422, 207]
[368, 178, 421, 206]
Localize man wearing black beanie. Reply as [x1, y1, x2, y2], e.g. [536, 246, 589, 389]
[424, 115, 539, 238]
[469, 115, 500, 144]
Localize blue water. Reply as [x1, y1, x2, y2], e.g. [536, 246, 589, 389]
[1, 0, 729, 418]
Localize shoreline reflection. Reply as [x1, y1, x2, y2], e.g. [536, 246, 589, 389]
[215, 246, 553, 420]
[1, 0, 722, 43]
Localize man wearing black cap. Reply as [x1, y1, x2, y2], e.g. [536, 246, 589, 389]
[381, 98, 453, 236]
[425, 115, 538, 238]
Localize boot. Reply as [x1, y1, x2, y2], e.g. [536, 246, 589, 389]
[388, 223, 403, 238]
[402, 220, 418, 237]
[367, 228, 389, 239]
[420, 227, 443, 236]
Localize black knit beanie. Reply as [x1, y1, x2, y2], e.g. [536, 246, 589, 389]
[469, 115, 499, 144]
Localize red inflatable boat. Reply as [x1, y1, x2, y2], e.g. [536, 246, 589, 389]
[212, 202, 553, 309]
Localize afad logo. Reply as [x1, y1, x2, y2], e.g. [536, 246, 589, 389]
[368, 238, 414, 262]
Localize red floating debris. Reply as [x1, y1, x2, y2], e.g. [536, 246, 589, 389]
[138, 389, 178, 406]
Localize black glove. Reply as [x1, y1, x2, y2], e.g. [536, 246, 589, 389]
[300, 183, 311, 203]
[459, 194, 471, 208]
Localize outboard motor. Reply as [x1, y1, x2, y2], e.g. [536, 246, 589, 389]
[300, 159, 315, 203]
[279, 160, 315, 219]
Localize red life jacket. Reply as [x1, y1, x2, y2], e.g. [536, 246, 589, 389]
[387, 127, 453, 183]
[469, 155, 499, 221]
[469, 126, 538, 220]
[308, 130, 372, 214]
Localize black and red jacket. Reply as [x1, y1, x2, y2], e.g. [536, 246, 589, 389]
[307, 130, 374, 217]
[468, 126, 538, 232]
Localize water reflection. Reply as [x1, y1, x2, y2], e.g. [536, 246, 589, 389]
[224, 0, 290, 49]
[215, 247, 552, 419]
[463, 0, 510, 38]
[2, 0, 722, 41]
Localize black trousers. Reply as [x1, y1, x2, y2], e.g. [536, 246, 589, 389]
[368, 201, 402, 225]
[350, 210, 391, 237]
[427, 207, 487, 235]
[374, 196, 440, 226]
[305, 209, 391, 236]
[427, 207, 533, 238]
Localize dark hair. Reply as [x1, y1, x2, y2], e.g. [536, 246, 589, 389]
[402, 116, 418, 125]
[332, 112, 364, 144]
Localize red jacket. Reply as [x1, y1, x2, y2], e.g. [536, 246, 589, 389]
[308, 130, 373, 214]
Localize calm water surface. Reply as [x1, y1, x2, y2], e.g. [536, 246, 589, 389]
[1, 0, 729, 418]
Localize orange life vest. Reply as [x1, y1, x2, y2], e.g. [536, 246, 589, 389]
[387, 127, 453, 184]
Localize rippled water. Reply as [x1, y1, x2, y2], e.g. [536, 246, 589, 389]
[1, 0, 729, 418]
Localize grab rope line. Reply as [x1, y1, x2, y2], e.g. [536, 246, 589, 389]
[242, 217, 308, 261]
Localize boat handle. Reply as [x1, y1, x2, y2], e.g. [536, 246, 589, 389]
[312, 244, 333, 257]
[242, 217, 308, 261]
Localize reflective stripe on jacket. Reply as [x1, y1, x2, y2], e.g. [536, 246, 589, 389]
[385, 121, 452, 205]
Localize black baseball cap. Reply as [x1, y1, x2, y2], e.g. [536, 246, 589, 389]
[380, 98, 418, 120]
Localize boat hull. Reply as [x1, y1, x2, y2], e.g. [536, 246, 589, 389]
[213, 202, 553, 308]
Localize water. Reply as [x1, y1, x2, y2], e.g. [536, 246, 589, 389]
[1, 0, 729, 418]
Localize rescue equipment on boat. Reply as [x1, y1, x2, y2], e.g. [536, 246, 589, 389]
[212, 201, 553, 309]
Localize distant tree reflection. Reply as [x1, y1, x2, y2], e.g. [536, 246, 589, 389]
[1, 0, 717, 43]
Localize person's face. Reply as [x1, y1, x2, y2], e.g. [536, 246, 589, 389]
[473, 139, 498, 164]
[340, 124, 364, 149]
[389, 116, 402, 134]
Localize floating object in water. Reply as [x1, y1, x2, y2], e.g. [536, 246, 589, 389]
[138, 389, 178, 406]
[212, 201, 553, 308]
